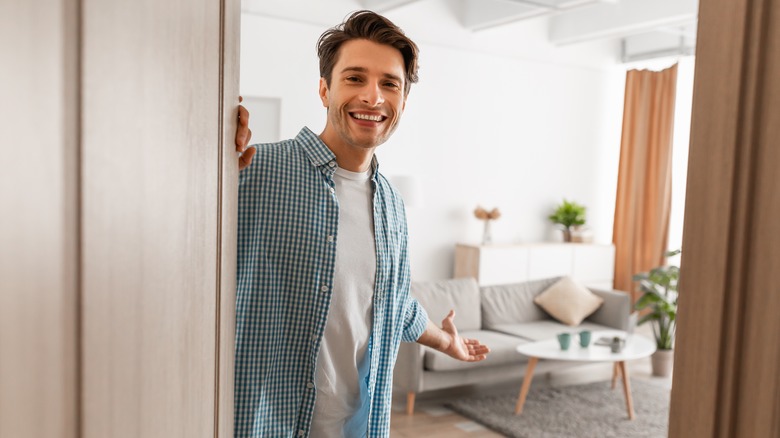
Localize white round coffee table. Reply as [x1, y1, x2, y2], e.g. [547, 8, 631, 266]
[514, 330, 656, 420]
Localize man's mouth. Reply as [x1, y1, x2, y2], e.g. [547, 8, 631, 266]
[350, 112, 386, 122]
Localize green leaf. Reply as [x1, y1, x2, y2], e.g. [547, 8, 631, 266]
[665, 249, 681, 257]
[548, 199, 587, 228]
[638, 313, 659, 325]
[634, 294, 651, 310]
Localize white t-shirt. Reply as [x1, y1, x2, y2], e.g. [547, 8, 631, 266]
[310, 167, 376, 438]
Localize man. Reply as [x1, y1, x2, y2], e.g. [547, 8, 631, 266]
[233, 10, 489, 437]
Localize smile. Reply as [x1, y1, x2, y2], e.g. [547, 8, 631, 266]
[350, 112, 386, 122]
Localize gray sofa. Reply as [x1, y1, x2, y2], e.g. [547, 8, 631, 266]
[393, 276, 634, 414]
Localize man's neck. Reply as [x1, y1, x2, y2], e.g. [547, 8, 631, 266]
[319, 135, 375, 173]
[332, 151, 374, 172]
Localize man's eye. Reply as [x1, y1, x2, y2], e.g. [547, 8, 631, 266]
[384, 82, 400, 89]
[346, 76, 361, 82]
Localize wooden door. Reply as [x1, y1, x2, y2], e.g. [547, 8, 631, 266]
[0, 0, 79, 437]
[669, 0, 780, 435]
[80, 0, 239, 436]
[0, 0, 240, 436]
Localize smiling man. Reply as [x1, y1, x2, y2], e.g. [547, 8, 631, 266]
[233, 11, 489, 438]
[318, 38, 406, 169]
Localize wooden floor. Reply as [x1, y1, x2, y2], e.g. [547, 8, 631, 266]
[390, 406, 504, 437]
[390, 326, 672, 437]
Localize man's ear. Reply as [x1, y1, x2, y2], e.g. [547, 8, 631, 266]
[319, 77, 329, 108]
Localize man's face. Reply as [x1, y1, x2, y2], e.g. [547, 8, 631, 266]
[319, 39, 407, 152]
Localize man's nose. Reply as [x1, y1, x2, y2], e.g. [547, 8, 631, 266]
[360, 82, 385, 107]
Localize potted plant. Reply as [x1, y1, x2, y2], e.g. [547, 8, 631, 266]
[548, 199, 586, 242]
[633, 249, 681, 377]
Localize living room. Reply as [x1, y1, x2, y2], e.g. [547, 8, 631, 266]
[239, 0, 694, 281]
[240, 0, 695, 436]
[6, 0, 777, 436]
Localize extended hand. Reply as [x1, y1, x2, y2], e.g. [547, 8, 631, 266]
[441, 310, 490, 362]
[236, 96, 255, 170]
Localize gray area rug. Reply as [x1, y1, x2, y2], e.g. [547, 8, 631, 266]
[445, 379, 669, 438]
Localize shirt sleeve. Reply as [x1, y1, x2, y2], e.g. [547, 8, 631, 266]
[401, 295, 428, 343]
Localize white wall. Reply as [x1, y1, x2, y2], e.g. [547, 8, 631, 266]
[668, 56, 695, 259]
[240, 12, 628, 281]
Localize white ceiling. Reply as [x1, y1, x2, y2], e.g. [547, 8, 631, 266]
[241, 0, 698, 64]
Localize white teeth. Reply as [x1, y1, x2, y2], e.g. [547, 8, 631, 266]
[353, 113, 383, 122]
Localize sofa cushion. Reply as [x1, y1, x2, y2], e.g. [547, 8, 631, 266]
[412, 277, 481, 331]
[481, 277, 561, 329]
[533, 277, 604, 326]
[490, 320, 617, 342]
[423, 330, 530, 372]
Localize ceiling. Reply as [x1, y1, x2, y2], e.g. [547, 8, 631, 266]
[242, 0, 698, 64]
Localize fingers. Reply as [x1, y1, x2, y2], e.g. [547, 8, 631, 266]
[239, 95, 243, 103]
[465, 344, 489, 362]
[238, 146, 256, 171]
[238, 104, 249, 125]
[463, 343, 488, 362]
[470, 345, 490, 355]
[465, 343, 490, 354]
[463, 338, 491, 359]
[236, 128, 251, 152]
[463, 338, 487, 347]
[442, 309, 456, 326]
[236, 105, 251, 152]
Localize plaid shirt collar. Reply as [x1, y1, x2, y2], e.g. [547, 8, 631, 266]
[297, 126, 380, 182]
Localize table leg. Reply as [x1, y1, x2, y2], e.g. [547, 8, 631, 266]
[515, 357, 538, 415]
[612, 362, 621, 390]
[618, 361, 635, 420]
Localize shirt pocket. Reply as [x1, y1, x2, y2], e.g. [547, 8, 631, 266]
[386, 228, 407, 259]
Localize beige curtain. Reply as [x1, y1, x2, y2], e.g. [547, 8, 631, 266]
[613, 64, 678, 303]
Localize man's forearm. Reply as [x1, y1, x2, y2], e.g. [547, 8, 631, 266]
[416, 320, 453, 353]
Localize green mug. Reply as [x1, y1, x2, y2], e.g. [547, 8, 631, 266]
[579, 330, 592, 347]
[557, 332, 572, 350]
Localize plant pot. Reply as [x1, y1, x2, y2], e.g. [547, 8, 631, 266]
[651, 349, 674, 377]
[561, 227, 572, 242]
[570, 225, 594, 243]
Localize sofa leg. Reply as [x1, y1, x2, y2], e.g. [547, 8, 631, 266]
[406, 392, 416, 415]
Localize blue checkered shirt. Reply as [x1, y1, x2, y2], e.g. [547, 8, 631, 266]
[235, 127, 429, 437]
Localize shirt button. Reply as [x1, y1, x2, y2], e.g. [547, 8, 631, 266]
[329, 187, 335, 194]
[329, 161, 336, 168]
[327, 235, 334, 243]
[298, 430, 305, 437]
[321, 285, 328, 292]
[306, 382, 314, 389]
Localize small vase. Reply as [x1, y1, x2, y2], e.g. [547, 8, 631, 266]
[651, 349, 674, 377]
[482, 220, 492, 245]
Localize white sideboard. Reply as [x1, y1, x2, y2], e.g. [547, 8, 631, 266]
[453, 243, 615, 290]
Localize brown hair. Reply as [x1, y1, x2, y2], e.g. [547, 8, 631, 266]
[317, 10, 419, 95]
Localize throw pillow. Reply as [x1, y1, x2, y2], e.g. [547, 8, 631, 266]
[533, 277, 604, 326]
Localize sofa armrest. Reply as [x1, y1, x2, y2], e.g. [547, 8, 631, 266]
[393, 341, 425, 393]
[586, 288, 633, 331]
